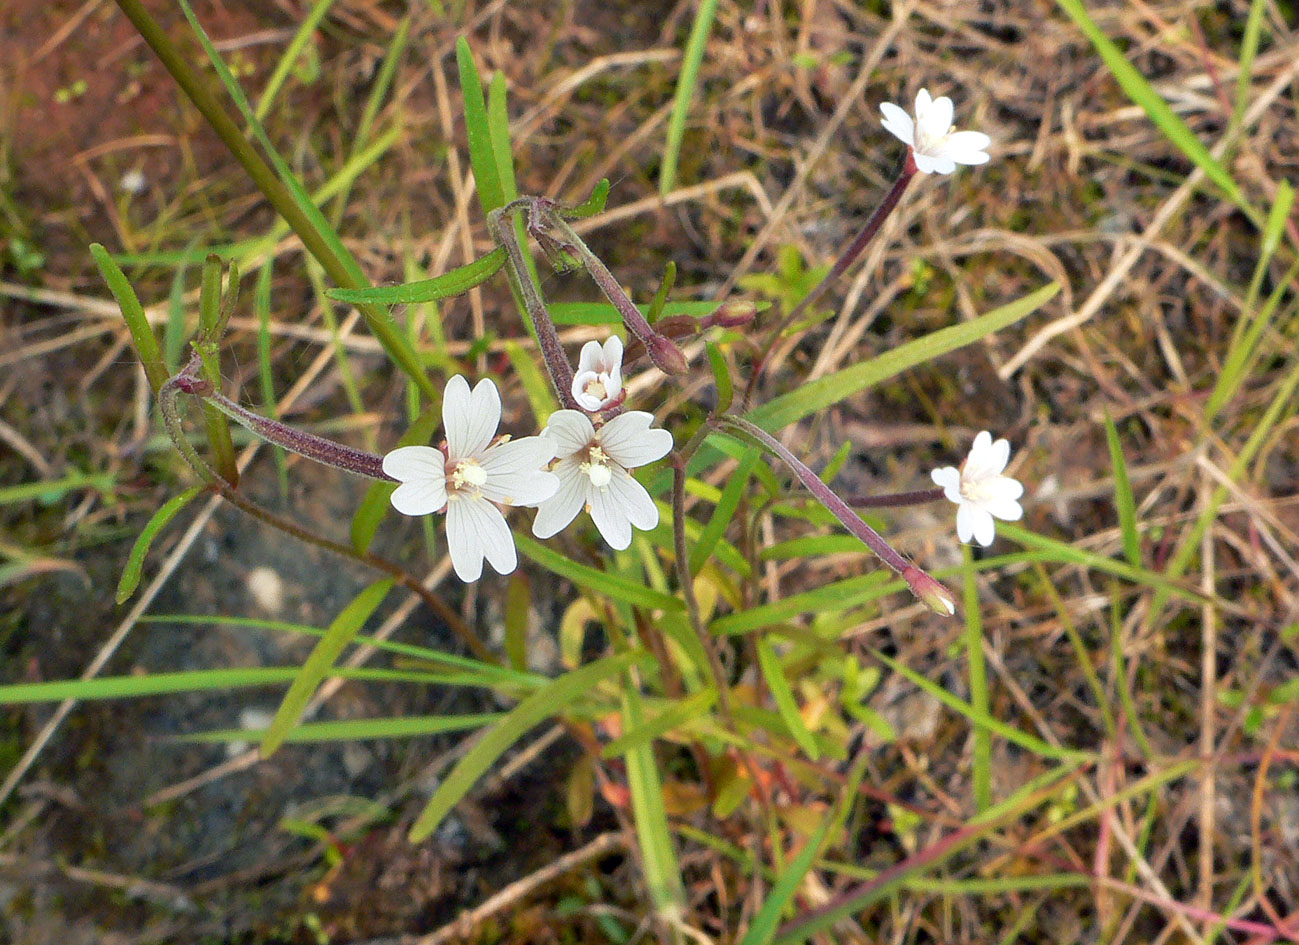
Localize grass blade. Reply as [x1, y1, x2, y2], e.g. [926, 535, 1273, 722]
[1102, 410, 1142, 568]
[689, 446, 757, 574]
[116, 485, 205, 604]
[456, 37, 504, 216]
[514, 534, 684, 612]
[253, 0, 336, 120]
[260, 580, 394, 757]
[660, 0, 719, 194]
[186, 712, 502, 744]
[408, 650, 648, 841]
[962, 546, 991, 811]
[739, 811, 834, 945]
[756, 637, 819, 760]
[1053, 0, 1247, 213]
[748, 283, 1059, 431]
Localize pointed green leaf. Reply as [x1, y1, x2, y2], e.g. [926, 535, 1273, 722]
[756, 637, 819, 760]
[91, 244, 168, 394]
[1102, 411, 1141, 568]
[565, 178, 610, 219]
[326, 248, 506, 305]
[456, 37, 504, 215]
[117, 485, 205, 604]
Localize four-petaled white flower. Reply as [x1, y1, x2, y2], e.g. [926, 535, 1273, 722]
[532, 409, 673, 550]
[931, 431, 1025, 547]
[572, 336, 624, 412]
[879, 88, 991, 175]
[382, 375, 558, 582]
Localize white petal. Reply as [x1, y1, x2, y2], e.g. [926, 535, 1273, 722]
[966, 432, 1010, 479]
[382, 445, 446, 484]
[481, 435, 556, 476]
[956, 502, 996, 546]
[607, 468, 659, 532]
[588, 482, 633, 550]
[531, 462, 587, 539]
[919, 93, 954, 141]
[542, 409, 596, 458]
[914, 88, 933, 115]
[443, 375, 500, 459]
[981, 475, 1025, 505]
[878, 102, 914, 146]
[572, 373, 603, 411]
[389, 478, 447, 517]
[481, 469, 559, 507]
[931, 466, 963, 504]
[602, 335, 624, 370]
[446, 497, 516, 581]
[598, 411, 674, 468]
[913, 152, 952, 175]
[937, 130, 991, 165]
[575, 339, 603, 375]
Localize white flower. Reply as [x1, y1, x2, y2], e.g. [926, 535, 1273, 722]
[571, 336, 624, 412]
[382, 375, 558, 582]
[879, 88, 991, 175]
[532, 409, 673, 550]
[931, 431, 1024, 547]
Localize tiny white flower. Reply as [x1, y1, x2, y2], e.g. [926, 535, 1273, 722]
[120, 169, 147, 195]
[931, 431, 1025, 547]
[383, 375, 558, 582]
[571, 336, 624, 412]
[879, 88, 991, 175]
[532, 409, 673, 550]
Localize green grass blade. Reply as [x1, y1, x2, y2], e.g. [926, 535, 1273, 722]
[1229, 0, 1267, 148]
[871, 649, 1093, 763]
[326, 248, 506, 305]
[601, 689, 717, 757]
[549, 299, 730, 325]
[350, 403, 439, 553]
[254, 0, 337, 120]
[706, 340, 734, 413]
[185, 712, 502, 744]
[756, 637, 819, 760]
[739, 811, 834, 945]
[515, 534, 684, 612]
[90, 243, 168, 393]
[621, 673, 687, 919]
[116, 485, 205, 604]
[1102, 410, 1142, 568]
[1053, 0, 1248, 213]
[566, 178, 610, 219]
[962, 546, 991, 811]
[260, 580, 394, 757]
[660, 0, 719, 194]
[711, 571, 893, 636]
[254, 260, 289, 495]
[488, 70, 519, 204]
[689, 446, 758, 574]
[408, 650, 648, 841]
[748, 283, 1059, 431]
[456, 37, 504, 216]
[503, 338, 560, 424]
[0, 473, 115, 508]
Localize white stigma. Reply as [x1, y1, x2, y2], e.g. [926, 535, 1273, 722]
[451, 460, 488, 492]
[582, 445, 613, 489]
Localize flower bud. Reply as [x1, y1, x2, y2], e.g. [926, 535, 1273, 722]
[903, 565, 956, 616]
[646, 334, 689, 376]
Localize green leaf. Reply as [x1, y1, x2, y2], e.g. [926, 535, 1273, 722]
[711, 571, 893, 636]
[326, 248, 506, 305]
[660, 0, 719, 193]
[1103, 411, 1142, 568]
[456, 37, 505, 216]
[408, 650, 647, 841]
[503, 338, 560, 425]
[706, 341, 733, 414]
[0, 473, 116, 508]
[647, 261, 676, 325]
[748, 283, 1059, 431]
[116, 485, 205, 604]
[254, 0, 337, 120]
[565, 178, 610, 219]
[514, 534, 684, 612]
[186, 712, 501, 744]
[602, 689, 717, 757]
[90, 244, 168, 394]
[1053, 0, 1247, 213]
[756, 637, 818, 760]
[504, 573, 531, 672]
[548, 299, 726, 325]
[739, 809, 834, 945]
[261, 580, 394, 757]
[350, 404, 440, 553]
[487, 70, 519, 204]
[689, 447, 758, 574]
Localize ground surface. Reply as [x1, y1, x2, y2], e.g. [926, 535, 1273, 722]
[2, 1, 1299, 943]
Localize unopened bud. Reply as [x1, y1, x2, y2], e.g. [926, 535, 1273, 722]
[701, 300, 758, 329]
[903, 566, 956, 616]
[646, 334, 689, 376]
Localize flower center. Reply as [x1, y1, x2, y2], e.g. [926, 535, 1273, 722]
[583, 376, 608, 402]
[581, 445, 612, 489]
[449, 459, 488, 496]
[959, 474, 995, 506]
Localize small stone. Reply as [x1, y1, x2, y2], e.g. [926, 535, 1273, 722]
[246, 567, 285, 614]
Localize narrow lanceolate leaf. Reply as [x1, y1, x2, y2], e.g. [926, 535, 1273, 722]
[456, 37, 505, 216]
[325, 248, 506, 305]
[748, 283, 1059, 432]
[602, 689, 717, 757]
[1053, 0, 1247, 213]
[515, 534, 684, 612]
[91, 244, 168, 394]
[117, 485, 206, 604]
[408, 650, 647, 842]
[186, 712, 502, 745]
[689, 446, 757, 575]
[660, 0, 719, 194]
[756, 637, 819, 760]
[706, 341, 734, 414]
[1102, 411, 1142, 568]
[260, 580, 394, 757]
[565, 178, 610, 219]
[739, 810, 834, 945]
